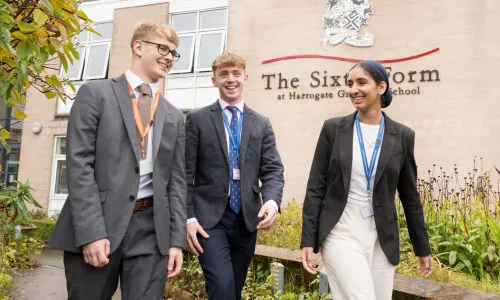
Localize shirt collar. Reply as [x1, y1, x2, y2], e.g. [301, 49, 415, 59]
[218, 98, 245, 113]
[125, 70, 160, 96]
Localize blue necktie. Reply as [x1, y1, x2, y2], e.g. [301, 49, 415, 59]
[226, 106, 241, 214]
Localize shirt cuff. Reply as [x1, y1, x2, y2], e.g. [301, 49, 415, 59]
[264, 200, 279, 213]
[187, 218, 198, 224]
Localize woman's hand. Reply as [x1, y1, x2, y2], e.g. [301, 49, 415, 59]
[418, 255, 433, 278]
[301, 247, 318, 274]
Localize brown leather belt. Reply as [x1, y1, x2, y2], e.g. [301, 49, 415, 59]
[133, 197, 153, 212]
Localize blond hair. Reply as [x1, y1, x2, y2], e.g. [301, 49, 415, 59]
[130, 22, 179, 48]
[212, 52, 246, 74]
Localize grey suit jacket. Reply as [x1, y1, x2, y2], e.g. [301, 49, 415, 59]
[301, 112, 431, 265]
[49, 74, 187, 256]
[185, 101, 284, 232]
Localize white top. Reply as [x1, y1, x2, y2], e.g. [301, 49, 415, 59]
[347, 122, 383, 206]
[125, 70, 160, 200]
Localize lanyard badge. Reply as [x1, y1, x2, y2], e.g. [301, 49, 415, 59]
[222, 109, 244, 180]
[127, 81, 160, 160]
[355, 113, 385, 193]
[356, 113, 384, 218]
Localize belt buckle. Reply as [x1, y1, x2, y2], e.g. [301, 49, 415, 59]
[141, 199, 148, 211]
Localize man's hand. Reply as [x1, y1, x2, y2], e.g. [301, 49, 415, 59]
[301, 247, 318, 275]
[418, 255, 433, 278]
[83, 238, 110, 267]
[167, 247, 183, 278]
[186, 222, 209, 256]
[257, 203, 277, 230]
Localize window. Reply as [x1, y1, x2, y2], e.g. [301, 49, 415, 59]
[166, 8, 227, 110]
[57, 84, 81, 115]
[58, 22, 112, 115]
[49, 136, 68, 216]
[170, 9, 227, 74]
[60, 22, 113, 81]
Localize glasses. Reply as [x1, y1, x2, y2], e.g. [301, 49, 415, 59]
[141, 40, 181, 62]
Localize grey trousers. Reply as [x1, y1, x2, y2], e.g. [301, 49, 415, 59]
[64, 208, 167, 300]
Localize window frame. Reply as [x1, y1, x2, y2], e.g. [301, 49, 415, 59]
[56, 84, 81, 116]
[81, 41, 112, 80]
[59, 21, 113, 82]
[170, 33, 197, 74]
[64, 47, 86, 81]
[194, 30, 226, 72]
[169, 8, 228, 75]
[49, 136, 68, 200]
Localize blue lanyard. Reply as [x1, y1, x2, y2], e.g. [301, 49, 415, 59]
[222, 109, 244, 153]
[355, 113, 385, 191]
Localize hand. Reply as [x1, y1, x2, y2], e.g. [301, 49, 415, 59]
[418, 255, 433, 278]
[257, 203, 277, 230]
[301, 247, 318, 275]
[167, 247, 183, 278]
[82, 238, 110, 267]
[186, 222, 209, 256]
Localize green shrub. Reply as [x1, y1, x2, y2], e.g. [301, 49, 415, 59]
[257, 200, 302, 249]
[168, 253, 206, 299]
[0, 272, 12, 299]
[397, 160, 500, 283]
[24, 218, 56, 244]
[0, 209, 45, 297]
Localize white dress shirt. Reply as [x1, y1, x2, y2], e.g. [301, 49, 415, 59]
[187, 99, 278, 224]
[125, 70, 159, 200]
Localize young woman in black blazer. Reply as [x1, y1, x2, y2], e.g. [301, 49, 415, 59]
[300, 61, 433, 299]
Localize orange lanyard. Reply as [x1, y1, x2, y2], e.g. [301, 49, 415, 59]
[127, 81, 160, 159]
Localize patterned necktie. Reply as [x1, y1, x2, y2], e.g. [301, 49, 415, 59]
[226, 106, 241, 214]
[138, 83, 152, 160]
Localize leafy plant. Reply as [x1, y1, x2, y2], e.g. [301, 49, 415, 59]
[24, 218, 56, 244]
[0, 180, 42, 222]
[0, 0, 95, 148]
[0, 212, 44, 297]
[397, 158, 500, 282]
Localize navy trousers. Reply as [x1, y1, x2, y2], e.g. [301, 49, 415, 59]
[198, 206, 257, 300]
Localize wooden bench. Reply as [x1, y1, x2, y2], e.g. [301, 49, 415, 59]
[254, 245, 500, 300]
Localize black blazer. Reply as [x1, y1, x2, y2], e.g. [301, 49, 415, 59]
[300, 112, 431, 265]
[185, 101, 285, 232]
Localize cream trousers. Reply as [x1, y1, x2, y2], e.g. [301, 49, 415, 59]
[321, 202, 395, 300]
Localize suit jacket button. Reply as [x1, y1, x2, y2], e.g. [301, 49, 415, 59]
[135, 167, 139, 174]
[129, 195, 135, 201]
[374, 204, 381, 210]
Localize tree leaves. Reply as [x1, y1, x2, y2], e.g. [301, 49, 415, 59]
[0, 0, 96, 147]
[0, 128, 11, 140]
[11, 31, 26, 40]
[17, 21, 38, 33]
[13, 108, 27, 120]
[33, 9, 49, 26]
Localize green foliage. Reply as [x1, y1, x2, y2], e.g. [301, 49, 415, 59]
[0, 0, 95, 149]
[257, 200, 302, 249]
[24, 218, 56, 244]
[397, 159, 500, 283]
[0, 212, 44, 297]
[168, 254, 329, 299]
[0, 180, 42, 222]
[2, 237, 43, 270]
[168, 253, 206, 299]
[257, 160, 500, 294]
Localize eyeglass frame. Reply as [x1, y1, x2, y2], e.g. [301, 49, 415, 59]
[140, 40, 181, 62]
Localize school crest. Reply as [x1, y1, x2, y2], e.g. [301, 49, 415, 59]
[321, 0, 375, 48]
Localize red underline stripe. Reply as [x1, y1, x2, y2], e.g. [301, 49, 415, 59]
[261, 48, 440, 65]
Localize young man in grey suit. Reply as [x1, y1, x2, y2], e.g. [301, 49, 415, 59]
[185, 52, 285, 300]
[49, 23, 187, 300]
